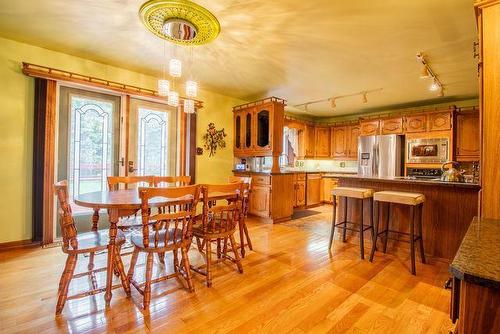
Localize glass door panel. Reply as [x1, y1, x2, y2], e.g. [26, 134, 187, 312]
[128, 98, 177, 177]
[257, 109, 270, 148]
[57, 86, 121, 235]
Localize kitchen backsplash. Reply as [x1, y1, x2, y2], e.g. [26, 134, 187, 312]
[295, 159, 358, 172]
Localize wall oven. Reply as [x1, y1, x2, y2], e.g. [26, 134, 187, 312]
[406, 138, 449, 164]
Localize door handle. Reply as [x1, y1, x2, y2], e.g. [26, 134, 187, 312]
[128, 161, 137, 173]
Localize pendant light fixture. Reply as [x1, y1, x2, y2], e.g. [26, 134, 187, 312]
[169, 58, 182, 78]
[157, 79, 170, 97]
[168, 90, 179, 107]
[186, 80, 198, 98]
[184, 99, 195, 114]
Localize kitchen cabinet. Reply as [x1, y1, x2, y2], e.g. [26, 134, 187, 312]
[331, 126, 348, 158]
[249, 185, 270, 217]
[405, 114, 427, 133]
[428, 111, 451, 131]
[233, 97, 285, 158]
[293, 173, 306, 207]
[381, 117, 404, 135]
[360, 119, 380, 136]
[455, 109, 480, 161]
[346, 125, 360, 159]
[304, 124, 316, 158]
[306, 173, 321, 207]
[315, 127, 331, 157]
[321, 177, 337, 203]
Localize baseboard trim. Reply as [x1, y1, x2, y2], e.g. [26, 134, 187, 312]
[0, 239, 41, 251]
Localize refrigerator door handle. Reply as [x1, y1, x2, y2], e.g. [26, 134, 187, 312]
[374, 142, 380, 177]
[372, 142, 377, 176]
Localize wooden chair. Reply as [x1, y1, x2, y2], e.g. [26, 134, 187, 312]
[127, 185, 201, 310]
[153, 175, 191, 187]
[191, 183, 244, 287]
[106, 176, 155, 230]
[53, 181, 129, 315]
[228, 176, 253, 257]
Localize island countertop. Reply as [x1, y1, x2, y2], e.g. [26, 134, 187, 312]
[326, 174, 480, 189]
[450, 217, 500, 289]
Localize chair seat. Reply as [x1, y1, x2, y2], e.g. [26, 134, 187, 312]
[332, 187, 374, 199]
[374, 191, 425, 205]
[131, 228, 185, 250]
[67, 229, 126, 253]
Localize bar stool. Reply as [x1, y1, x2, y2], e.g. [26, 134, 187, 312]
[329, 187, 374, 259]
[369, 191, 426, 275]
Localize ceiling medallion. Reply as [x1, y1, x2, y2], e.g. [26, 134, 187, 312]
[139, 0, 220, 46]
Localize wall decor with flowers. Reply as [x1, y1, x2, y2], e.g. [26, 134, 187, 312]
[202, 122, 227, 157]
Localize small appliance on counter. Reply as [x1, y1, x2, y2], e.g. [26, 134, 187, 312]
[440, 161, 465, 183]
[358, 134, 404, 177]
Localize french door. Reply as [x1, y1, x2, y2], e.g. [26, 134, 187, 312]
[56, 87, 178, 236]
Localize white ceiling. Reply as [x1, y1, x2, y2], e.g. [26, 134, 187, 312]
[0, 0, 478, 116]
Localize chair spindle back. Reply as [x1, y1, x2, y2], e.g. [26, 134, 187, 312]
[107, 176, 155, 191]
[153, 176, 191, 187]
[200, 183, 244, 235]
[54, 181, 78, 250]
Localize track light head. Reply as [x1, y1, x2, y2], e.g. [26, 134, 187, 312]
[429, 80, 440, 92]
[330, 97, 336, 109]
[438, 87, 444, 97]
[362, 92, 368, 103]
[420, 65, 430, 78]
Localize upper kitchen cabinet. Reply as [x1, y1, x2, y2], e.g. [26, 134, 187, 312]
[428, 111, 452, 131]
[304, 123, 316, 158]
[331, 126, 348, 158]
[360, 119, 380, 136]
[455, 108, 480, 161]
[233, 97, 286, 157]
[346, 124, 360, 159]
[404, 114, 427, 133]
[381, 117, 404, 135]
[315, 126, 331, 157]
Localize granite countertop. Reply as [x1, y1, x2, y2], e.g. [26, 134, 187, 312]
[232, 170, 357, 176]
[449, 217, 500, 289]
[328, 174, 480, 189]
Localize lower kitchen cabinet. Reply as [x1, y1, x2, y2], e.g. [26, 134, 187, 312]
[249, 185, 270, 217]
[321, 177, 338, 203]
[306, 173, 321, 207]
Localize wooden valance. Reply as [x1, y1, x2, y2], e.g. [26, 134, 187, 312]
[22, 62, 203, 109]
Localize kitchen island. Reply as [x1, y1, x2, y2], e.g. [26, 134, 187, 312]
[332, 175, 480, 260]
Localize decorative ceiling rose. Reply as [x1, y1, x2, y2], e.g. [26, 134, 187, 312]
[139, 0, 220, 46]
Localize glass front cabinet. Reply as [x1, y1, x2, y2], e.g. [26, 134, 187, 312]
[232, 97, 285, 157]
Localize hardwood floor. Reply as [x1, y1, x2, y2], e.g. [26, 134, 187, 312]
[0, 205, 454, 333]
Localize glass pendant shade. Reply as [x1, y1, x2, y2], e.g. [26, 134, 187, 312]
[186, 80, 198, 98]
[169, 59, 182, 78]
[184, 99, 195, 114]
[157, 79, 170, 96]
[168, 91, 179, 107]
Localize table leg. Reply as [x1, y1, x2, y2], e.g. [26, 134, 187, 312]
[91, 208, 99, 231]
[105, 209, 118, 306]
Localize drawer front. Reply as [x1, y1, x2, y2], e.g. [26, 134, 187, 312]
[252, 175, 271, 185]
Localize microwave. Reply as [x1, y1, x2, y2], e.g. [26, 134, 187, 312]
[407, 138, 449, 163]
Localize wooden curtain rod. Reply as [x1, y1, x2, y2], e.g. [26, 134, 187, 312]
[21, 62, 204, 109]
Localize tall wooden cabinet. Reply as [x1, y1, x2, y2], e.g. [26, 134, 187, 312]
[455, 109, 480, 161]
[233, 97, 286, 161]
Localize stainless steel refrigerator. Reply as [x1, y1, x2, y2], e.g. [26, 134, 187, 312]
[357, 134, 404, 177]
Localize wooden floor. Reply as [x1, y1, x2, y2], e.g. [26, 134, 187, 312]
[0, 205, 454, 333]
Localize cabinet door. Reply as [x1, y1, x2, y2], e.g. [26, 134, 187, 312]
[315, 127, 331, 157]
[304, 124, 316, 157]
[429, 111, 451, 131]
[244, 109, 253, 150]
[295, 181, 306, 207]
[249, 185, 270, 217]
[255, 106, 272, 151]
[456, 112, 480, 160]
[234, 112, 243, 155]
[347, 125, 360, 158]
[306, 176, 321, 206]
[381, 117, 404, 135]
[321, 178, 333, 203]
[332, 126, 347, 158]
[360, 120, 380, 136]
[405, 114, 427, 133]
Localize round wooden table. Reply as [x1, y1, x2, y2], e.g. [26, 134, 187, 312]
[74, 189, 236, 305]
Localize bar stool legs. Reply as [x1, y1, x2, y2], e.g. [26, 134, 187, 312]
[329, 195, 374, 260]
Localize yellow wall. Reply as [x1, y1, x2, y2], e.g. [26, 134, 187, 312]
[0, 36, 243, 243]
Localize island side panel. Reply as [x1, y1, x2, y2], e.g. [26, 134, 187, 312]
[336, 178, 479, 260]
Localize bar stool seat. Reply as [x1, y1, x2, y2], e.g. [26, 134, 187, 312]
[370, 190, 426, 275]
[373, 191, 425, 206]
[329, 187, 374, 259]
[332, 187, 374, 199]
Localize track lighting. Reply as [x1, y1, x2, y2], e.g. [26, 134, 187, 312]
[294, 88, 383, 112]
[420, 65, 430, 79]
[330, 98, 336, 109]
[362, 92, 368, 103]
[417, 52, 444, 97]
[429, 79, 440, 92]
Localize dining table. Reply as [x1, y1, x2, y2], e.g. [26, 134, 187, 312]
[73, 188, 238, 306]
